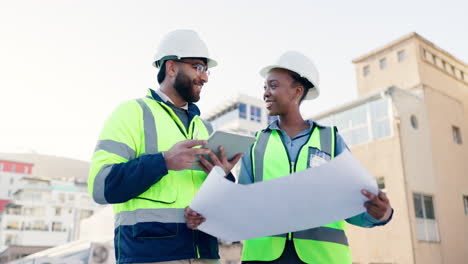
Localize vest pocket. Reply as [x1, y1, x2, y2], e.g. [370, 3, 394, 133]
[133, 222, 179, 238]
[307, 147, 331, 168]
[136, 176, 178, 204]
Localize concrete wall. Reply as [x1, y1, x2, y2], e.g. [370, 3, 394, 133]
[346, 116, 414, 264]
[421, 88, 468, 264]
[390, 87, 443, 264]
[354, 38, 421, 97]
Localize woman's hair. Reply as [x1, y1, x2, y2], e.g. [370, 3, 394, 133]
[288, 70, 315, 102]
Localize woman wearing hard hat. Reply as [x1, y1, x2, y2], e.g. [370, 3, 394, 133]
[235, 51, 394, 264]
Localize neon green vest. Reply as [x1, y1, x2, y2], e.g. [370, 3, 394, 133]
[242, 125, 351, 264]
[89, 91, 211, 214]
[112, 97, 210, 214]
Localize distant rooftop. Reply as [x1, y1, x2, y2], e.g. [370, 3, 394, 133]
[352, 32, 468, 67]
[0, 152, 89, 182]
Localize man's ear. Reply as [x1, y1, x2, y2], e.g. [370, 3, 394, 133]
[165, 60, 178, 78]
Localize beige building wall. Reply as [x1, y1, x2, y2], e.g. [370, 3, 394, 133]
[346, 132, 414, 264]
[352, 33, 468, 264]
[353, 34, 422, 97]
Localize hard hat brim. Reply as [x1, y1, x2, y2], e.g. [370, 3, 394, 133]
[259, 65, 319, 100]
[152, 57, 218, 69]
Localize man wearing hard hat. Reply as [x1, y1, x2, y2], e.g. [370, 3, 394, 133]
[88, 29, 240, 264]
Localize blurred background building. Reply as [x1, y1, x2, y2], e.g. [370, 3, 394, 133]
[0, 154, 102, 263]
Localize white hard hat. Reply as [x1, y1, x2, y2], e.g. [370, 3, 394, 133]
[152, 29, 217, 68]
[259, 51, 320, 100]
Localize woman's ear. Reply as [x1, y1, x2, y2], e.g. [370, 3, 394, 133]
[295, 85, 304, 103]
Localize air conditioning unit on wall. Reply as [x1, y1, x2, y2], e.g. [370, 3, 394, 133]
[88, 242, 115, 264]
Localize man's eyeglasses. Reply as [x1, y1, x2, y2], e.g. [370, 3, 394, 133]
[173, 60, 210, 76]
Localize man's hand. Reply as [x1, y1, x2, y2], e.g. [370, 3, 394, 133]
[185, 207, 205, 230]
[164, 140, 210, 171]
[198, 145, 243, 175]
[362, 189, 392, 221]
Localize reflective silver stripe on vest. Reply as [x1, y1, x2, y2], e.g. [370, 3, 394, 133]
[92, 164, 113, 204]
[94, 140, 135, 160]
[253, 132, 271, 182]
[294, 227, 349, 246]
[200, 118, 214, 135]
[319, 126, 333, 156]
[136, 99, 158, 155]
[115, 208, 186, 228]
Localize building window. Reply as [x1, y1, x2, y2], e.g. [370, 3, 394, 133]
[268, 115, 278, 124]
[413, 193, 439, 241]
[5, 234, 16, 245]
[239, 103, 247, 119]
[80, 209, 94, 220]
[442, 60, 447, 71]
[463, 196, 468, 215]
[58, 193, 66, 203]
[317, 97, 391, 147]
[6, 220, 20, 230]
[410, 115, 418, 129]
[379, 58, 387, 69]
[451, 65, 456, 75]
[432, 54, 437, 65]
[461, 71, 465, 81]
[414, 193, 435, 219]
[397, 50, 406, 62]
[452, 126, 462, 144]
[363, 65, 370, 76]
[369, 98, 391, 140]
[52, 222, 63, 232]
[250, 106, 261, 123]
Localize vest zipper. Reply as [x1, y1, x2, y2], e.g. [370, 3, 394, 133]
[288, 160, 296, 241]
[194, 230, 201, 258]
[286, 126, 314, 241]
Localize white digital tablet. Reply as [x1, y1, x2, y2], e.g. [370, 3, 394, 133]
[192, 130, 255, 171]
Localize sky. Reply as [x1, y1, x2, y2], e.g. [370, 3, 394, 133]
[0, 0, 467, 162]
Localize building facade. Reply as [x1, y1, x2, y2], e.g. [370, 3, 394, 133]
[313, 32, 467, 264]
[0, 160, 33, 200]
[204, 94, 277, 136]
[0, 176, 101, 263]
[0, 155, 100, 263]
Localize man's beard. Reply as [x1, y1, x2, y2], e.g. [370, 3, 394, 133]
[174, 71, 200, 103]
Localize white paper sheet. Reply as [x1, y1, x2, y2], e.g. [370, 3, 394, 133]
[189, 150, 378, 242]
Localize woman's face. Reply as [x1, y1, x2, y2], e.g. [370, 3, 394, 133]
[263, 68, 302, 116]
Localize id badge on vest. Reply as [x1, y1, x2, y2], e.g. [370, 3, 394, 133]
[307, 147, 331, 168]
